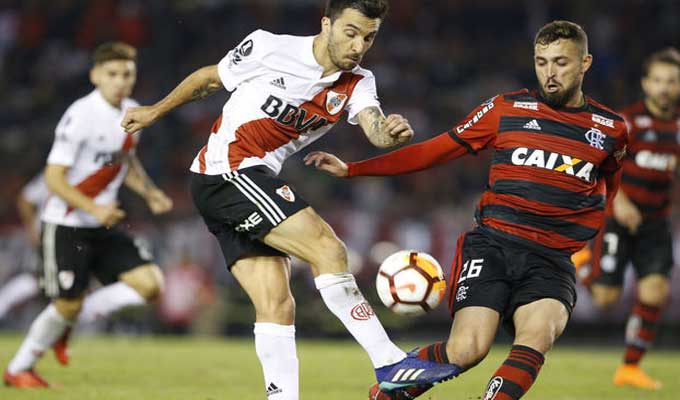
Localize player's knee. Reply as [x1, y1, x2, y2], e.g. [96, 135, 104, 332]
[447, 336, 491, 369]
[53, 297, 84, 321]
[121, 264, 164, 300]
[590, 285, 621, 308]
[514, 323, 563, 354]
[638, 277, 670, 306]
[256, 294, 296, 325]
[309, 231, 348, 274]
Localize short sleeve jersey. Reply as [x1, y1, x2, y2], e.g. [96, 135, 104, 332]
[190, 29, 381, 176]
[450, 89, 628, 254]
[42, 90, 139, 228]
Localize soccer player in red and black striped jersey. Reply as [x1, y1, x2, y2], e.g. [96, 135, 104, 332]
[583, 47, 680, 390]
[306, 21, 628, 400]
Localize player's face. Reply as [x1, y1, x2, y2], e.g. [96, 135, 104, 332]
[642, 62, 680, 111]
[323, 8, 381, 71]
[534, 39, 592, 108]
[90, 60, 137, 107]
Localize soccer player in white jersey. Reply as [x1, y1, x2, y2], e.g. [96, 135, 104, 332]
[4, 42, 173, 388]
[0, 173, 48, 320]
[122, 1, 461, 398]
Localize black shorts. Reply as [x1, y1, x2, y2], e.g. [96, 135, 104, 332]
[591, 218, 674, 286]
[40, 223, 153, 299]
[447, 228, 577, 334]
[190, 167, 309, 269]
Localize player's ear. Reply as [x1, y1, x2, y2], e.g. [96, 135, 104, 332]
[581, 53, 593, 75]
[89, 66, 99, 86]
[321, 16, 332, 35]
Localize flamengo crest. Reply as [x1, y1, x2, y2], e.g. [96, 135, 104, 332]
[326, 90, 348, 115]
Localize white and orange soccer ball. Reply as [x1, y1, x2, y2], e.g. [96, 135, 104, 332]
[376, 250, 446, 316]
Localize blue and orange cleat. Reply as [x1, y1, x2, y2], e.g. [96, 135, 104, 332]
[3, 369, 50, 388]
[377, 351, 461, 392]
[369, 383, 433, 400]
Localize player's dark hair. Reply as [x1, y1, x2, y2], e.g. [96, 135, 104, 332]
[534, 20, 588, 55]
[93, 41, 137, 65]
[324, 0, 389, 21]
[642, 47, 680, 77]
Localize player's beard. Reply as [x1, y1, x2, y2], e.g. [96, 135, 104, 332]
[539, 82, 581, 108]
[648, 92, 679, 113]
[328, 36, 358, 71]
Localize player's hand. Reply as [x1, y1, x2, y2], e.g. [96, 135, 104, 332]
[613, 197, 642, 234]
[91, 203, 126, 227]
[384, 114, 414, 144]
[121, 106, 159, 134]
[146, 189, 173, 215]
[304, 151, 349, 178]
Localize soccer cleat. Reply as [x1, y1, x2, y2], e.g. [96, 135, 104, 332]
[369, 383, 433, 400]
[3, 369, 50, 388]
[378, 352, 461, 391]
[613, 364, 662, 390]
[53, 327, 72, 366]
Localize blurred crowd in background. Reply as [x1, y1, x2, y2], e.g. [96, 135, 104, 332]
[0, 0, 679, 343]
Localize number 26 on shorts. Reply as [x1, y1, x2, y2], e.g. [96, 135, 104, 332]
[458, 258, 484, 283]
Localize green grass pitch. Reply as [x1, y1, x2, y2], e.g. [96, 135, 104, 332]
[1, 334, 678, 399]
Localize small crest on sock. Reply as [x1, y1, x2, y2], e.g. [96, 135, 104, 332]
[350, 302, 375, 320]
[483, 376, 503, 400]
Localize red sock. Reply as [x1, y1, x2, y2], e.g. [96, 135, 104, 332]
[416, 341, 449, 364]
[623, 301, 662, 365]
[483, 345, 544, 400]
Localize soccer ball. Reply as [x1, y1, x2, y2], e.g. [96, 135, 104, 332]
[375, 250, 446, 316]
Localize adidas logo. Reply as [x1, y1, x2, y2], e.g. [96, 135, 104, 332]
[523, 119, 541, 130]
[266, 382, 283, 396]
[270, 77, 286, 90]
[391, 368, 426, 382]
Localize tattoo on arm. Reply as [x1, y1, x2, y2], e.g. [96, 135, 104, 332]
[365, 107, 386, 137]
[190, 79, 222, 101]
[361, 106, 398, 148]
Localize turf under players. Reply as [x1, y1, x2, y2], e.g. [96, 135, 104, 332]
[306, 21, 629, 400]
[120, 1, 465, 398]
[580, 47, 680, 390]
[4, 42, 173, 388]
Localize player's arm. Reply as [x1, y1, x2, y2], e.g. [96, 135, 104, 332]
[124, 154, 173, 215]
[44, 164, 125, 227]
[122, 65, 222, 134]
[16, 191, 39, 245]
[356, 107, 414, 149]
[601, 128, 639, 232]
[306, 96, 500, 177]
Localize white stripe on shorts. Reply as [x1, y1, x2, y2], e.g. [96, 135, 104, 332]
[42, 223, 59, 297]
[237, 173, 286, 221]
[222, 173, 281, 226]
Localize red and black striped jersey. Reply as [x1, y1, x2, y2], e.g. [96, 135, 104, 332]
[348, 89, 628, 255]
[618, 101, 680, 219]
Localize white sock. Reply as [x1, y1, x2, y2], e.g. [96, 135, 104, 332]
[254, 323, 298, 400]
[78, 282, 146, 324]
[8, 304, 73, 374]
[314, 273, 405, 368]
[0, 273, 40, 318]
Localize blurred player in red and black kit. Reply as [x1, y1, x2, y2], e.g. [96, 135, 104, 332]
[306, 21, 628, 400]
[579, 47, 680, 390]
